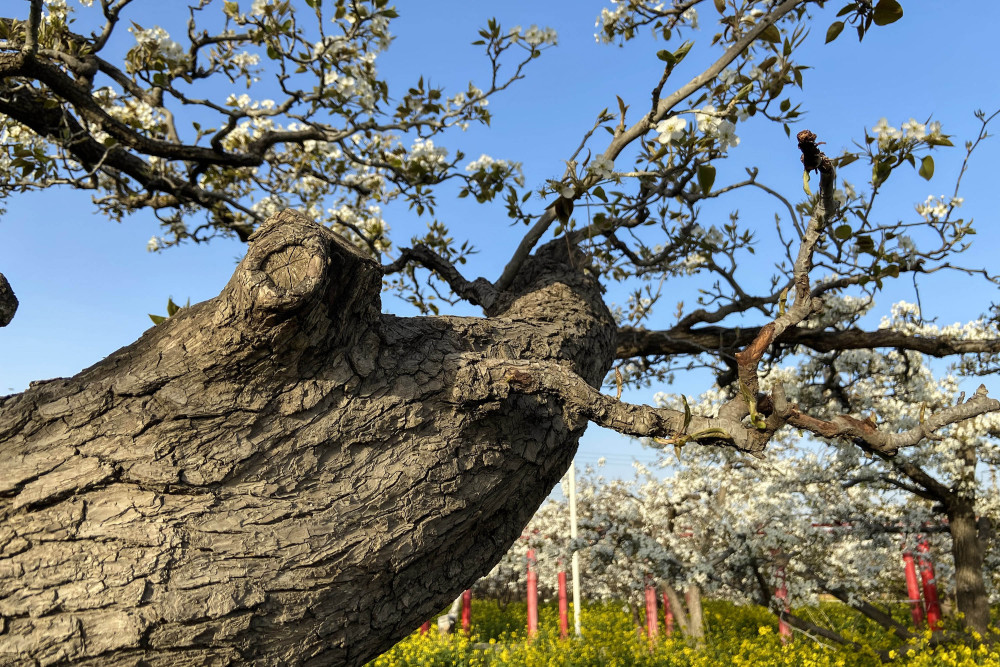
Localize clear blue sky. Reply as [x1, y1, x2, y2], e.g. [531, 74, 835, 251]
[2, 1, 998, 479]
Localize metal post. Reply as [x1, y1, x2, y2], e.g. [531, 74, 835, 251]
[902, 551, 925, 627]
[558, 568, 569, 639]
[461, 589, 471, 633]
[644, 579, 659, 644]
[661, 591, 674, 637]
[917, 537, 942, 628]
[568, 460, 582, 637]
[526, 549, 538, 637]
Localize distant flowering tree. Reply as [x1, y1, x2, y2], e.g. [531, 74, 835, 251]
[486, 299, 999, 646]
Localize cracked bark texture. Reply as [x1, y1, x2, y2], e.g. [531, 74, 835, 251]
[0, 209, 616, 665]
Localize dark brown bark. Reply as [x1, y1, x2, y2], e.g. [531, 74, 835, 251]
[615, 325, 1000, 362]
[948, 502, 991, 635]
[0, 210, 616, 665]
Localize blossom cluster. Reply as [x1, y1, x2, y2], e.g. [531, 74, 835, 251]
[509, 25, 559, 47]
[915, 194, 963, 223]
[872, 117, 943, 150]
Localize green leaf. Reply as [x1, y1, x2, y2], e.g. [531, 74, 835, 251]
[759, 24, 781, 42]
[919, 155, 934, 181]
[873, 159, 892, 186]
[926, 136, 954, 147]
[656, 49, 676, 66]
[592, 186, 608, 203]
[873, 0, 903, 26]
[825, 21, 845, 43]
[834, 224, 853, 240]
[697, 164, 716, 195]
[148, 314, 167, 325]
[672, 41, 694, 65]
[835, 153, 859, 168]
[166, 297, 180, 317]
[802, 170, 812, 196]
[714, 0, 726, 13]
[553, 197, 574, 224]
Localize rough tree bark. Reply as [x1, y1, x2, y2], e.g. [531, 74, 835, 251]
[0, 209, 616, 665]
[948, 502, 990, 635]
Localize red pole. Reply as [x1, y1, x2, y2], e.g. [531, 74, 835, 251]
[644, 581, 659, 644]
[419, 621, 431, 635]
[558, 568, 569, 639]
[902, 551, 925, 627]
[461, 589, 471, 633]
[661, 592, 674, 637]
[526, 549, 538, 637]
[917, 538, 942, 628]
[775, 563, 791, 643]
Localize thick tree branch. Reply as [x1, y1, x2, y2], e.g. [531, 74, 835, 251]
[733, 130, 835, 398]
[781, 384, 1000, 455]
[0, 54, 297, 168]
[458, 358, 1000, 458]
[615, 324, 1000, 361]
[22, 0, 42, 58]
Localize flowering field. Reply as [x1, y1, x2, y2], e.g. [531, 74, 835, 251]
[368, 599, 1000, 666]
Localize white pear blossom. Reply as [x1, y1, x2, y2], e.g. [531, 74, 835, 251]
[915, 194, 962, 222]
[695, 105, 720, 134]
[406, 138, 448, 171]
[655, 116, 686, 145]
[901, 118, 927, 140]
[715, 119, 740, 151]
[587, 155, 615, 179]
[250, 0, 272, 16]
[718, 68, 738, 87]
[522, 24, 559, 47]
[129, 25, 186, 64]
[681, 7, 698, 29]
[872, 117, 902, 149]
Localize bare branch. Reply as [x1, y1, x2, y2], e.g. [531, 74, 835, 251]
[22, 0, 42, 58]
[733, 130, 836, 395]
[782, 384, 1000, 455]
[615, 324, 1000, 361]
[455, 357, 1000, 458]
[382, 246, 497, 309]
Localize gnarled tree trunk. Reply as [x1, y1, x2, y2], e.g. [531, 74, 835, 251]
[0, 210, 616, 665]
[947, 502, 991, 635]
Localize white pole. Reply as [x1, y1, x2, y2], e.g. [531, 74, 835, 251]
[568, 459, 582, 637]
